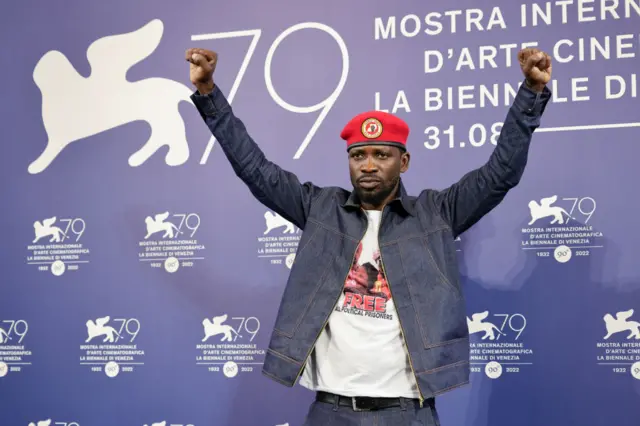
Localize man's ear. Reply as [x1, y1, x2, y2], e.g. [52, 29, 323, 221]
[400, 151, 410, 173]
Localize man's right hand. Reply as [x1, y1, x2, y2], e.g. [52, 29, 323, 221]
[186, 48, 217, 95]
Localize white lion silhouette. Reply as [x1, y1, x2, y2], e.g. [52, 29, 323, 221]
[527, 195, 572, 225]
[144, 212, 180, 239]
[86, 316, 121, 343]
[467, 311, 506, 341]
[29, 420, 51, 426]
[33, 217, 64, 243]
[264, 211, 296, 235]
[0, 326, 10, 344]
[29, 18, 193, 174]
[202, 314, 234, 342]
[603, 309, 640, 340]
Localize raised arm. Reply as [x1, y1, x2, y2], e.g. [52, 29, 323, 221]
[186, 48, 323, 230]
[428, 48, 553, 238]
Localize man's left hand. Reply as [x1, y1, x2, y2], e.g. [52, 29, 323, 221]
[518, 48, 552, 92]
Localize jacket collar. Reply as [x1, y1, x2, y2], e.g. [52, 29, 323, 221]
[342, 178, 415, 216]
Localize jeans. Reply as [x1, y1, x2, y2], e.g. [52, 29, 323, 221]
[302, 397, 441, 426]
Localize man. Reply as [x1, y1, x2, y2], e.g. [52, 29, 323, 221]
[186, 47, 551, 425]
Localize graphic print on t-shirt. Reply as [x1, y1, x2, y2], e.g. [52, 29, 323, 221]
[298, 210, 417, 398]
[334, 240, 395, 321]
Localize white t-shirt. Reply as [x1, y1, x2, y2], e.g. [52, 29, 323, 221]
[299, 209, 420, 398]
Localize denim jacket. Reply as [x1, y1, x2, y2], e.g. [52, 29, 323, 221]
[191, 82, 550, 404]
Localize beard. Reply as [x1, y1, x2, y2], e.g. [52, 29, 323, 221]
[353, 175, 400, 208]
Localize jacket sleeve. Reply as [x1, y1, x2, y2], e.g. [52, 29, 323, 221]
[190, 85, 323, 230]
[429, 81, 552, 238]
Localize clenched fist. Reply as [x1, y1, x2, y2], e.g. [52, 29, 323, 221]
[186, 48, 218, 94]
[518, 48, 552, 92]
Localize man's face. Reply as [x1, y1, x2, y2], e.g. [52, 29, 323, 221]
[348, 144, 410, 209]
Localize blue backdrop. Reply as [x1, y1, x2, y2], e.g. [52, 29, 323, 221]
[2, 1, 639, 425]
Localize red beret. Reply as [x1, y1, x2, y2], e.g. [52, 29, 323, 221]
[340, 110, 409, 151]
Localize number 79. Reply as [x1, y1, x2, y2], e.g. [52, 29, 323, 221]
[191, 22, 350, 163]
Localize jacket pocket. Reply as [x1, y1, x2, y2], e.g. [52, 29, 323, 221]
[420, 236, 462, 300]
[397, 236, 465, 348]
